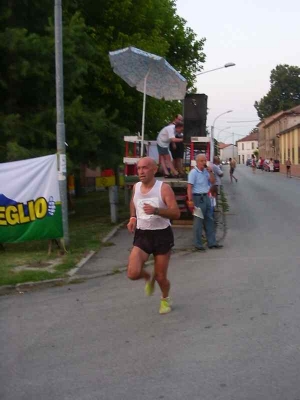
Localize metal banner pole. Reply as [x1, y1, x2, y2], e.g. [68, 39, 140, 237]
[141, 70, 150, 157]
[55, 0, 69, 246]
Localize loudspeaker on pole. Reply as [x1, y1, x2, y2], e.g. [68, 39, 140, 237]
[183, 94, 208, 142]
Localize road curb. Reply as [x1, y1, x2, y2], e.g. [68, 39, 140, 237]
[0, 248, 192, 297]
[67, 221, 127, 278]
[0, 278, 66, 297]
[102, 221, 126, 243]
[67, 251, 96, 277]
[0, 222, 127, 297]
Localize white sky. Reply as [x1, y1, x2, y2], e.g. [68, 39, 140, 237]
[176, 0, 300, 143]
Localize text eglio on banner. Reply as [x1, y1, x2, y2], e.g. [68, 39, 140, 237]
[0, 154, 63, 243]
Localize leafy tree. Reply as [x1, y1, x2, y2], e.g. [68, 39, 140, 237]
[0, 9, 125, 168]
[0, 0, 206, 169]
[254, 64, 300, 119]
[71, 0, 206, 136]
[214, 138, 219, 157]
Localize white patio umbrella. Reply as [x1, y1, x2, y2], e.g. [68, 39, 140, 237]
[109, 46, 187, 156]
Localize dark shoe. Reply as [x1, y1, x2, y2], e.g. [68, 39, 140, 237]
[164, 174, 171, 178]
[195, 246, 206, 252]
[208, 244, 223, 249]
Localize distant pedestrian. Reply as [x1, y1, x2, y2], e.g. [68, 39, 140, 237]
[251, 154, 256, 174]
[259, 157, 264, 171]
[285, 158, 292, 178]
[269, 158, 274, 172]
[127, 157, 180, 315]
[229, 157, 238, 182]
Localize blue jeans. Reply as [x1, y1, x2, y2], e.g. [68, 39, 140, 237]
[193, 194, 217, 248]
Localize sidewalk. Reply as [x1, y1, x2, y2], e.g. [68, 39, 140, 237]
[76, 225, 194, 278]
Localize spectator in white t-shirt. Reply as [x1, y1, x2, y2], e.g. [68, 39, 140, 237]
[156, 122, 184, 178]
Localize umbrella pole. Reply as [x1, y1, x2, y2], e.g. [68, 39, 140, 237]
[141, 71, 149, 157]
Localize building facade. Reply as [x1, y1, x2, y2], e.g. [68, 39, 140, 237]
[218, 143, 238, 162]
[236, 132, 258, 164]
[257, 112, 281, 159]
[257, 105, 300, 176]
[279, 123, 300, 176]
[257, 106, 300, 162]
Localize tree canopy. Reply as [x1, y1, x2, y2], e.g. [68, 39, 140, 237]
[0, 0, 206, 170]
[254, 64, 300, 119]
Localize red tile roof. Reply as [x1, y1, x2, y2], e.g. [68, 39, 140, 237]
[236, 131, 258, 143]
[257, 105, 300, 129]
[218, 142, 232, 149]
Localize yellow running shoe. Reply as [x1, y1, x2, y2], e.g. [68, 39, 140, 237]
[159, 297, 172, 315]
[145, 279, 155, 296]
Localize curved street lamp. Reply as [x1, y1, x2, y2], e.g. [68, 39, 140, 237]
[211, 110, 233, 162]
[196, 63, 236, 76]
[215, 126, 231, 141]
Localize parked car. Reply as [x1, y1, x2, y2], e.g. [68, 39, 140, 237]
[264, 159, 280, 172]
[273, 159, 280, 171]
[246, 158, 252, 166]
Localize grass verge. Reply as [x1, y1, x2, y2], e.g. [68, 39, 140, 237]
[0, 190, 129, 286]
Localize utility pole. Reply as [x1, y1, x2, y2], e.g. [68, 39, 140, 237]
[210, 125, 215, 162]
[55, 0, 69, 246]
[211, 110, 233, 162]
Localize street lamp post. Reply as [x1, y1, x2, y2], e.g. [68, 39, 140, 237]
[194, 63, 235, 162]
[223, 132, 248, 161]
[196, 63, 236, 76]
[55, 0, 69, 246]
[211, 110, 233, 162]
[215, 126, 231, 141]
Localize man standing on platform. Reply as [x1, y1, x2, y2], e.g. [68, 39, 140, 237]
[187, 154, 223, 252]
[169, 114, 185, 177]
[156, 122, 184, 178]
[127, 157, 180, 314]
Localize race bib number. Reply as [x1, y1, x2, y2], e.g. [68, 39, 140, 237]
[137, 197, 159, 220]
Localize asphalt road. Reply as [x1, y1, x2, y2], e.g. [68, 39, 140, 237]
[1, 166, 300, 400]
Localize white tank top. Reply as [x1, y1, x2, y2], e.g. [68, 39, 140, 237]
[134, 180, 170, 230]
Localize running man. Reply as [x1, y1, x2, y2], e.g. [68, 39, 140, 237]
[127, 157, 180, 314]
[286, 158, 292, 178]
[229, 157, 238, 182]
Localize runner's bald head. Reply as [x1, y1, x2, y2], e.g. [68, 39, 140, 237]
[137, 157, 158, 183]
[137, 157, 157, 169]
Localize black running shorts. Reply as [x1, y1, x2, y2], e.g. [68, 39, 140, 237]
[133, 226, 174, 255]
